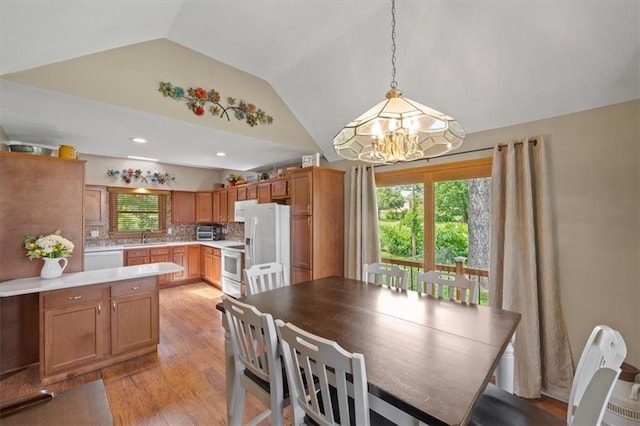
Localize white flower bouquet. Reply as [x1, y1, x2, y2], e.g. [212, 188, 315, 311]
[24, 230, 74, 259]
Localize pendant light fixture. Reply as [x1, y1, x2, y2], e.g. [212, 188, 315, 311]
[333, 0, 465, 164]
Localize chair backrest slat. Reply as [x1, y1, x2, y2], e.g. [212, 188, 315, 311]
[362, 262, 408, 290]
[244, 262, 287, 295]
[276, 320, 370, 426]
[416, 270, 478, 304]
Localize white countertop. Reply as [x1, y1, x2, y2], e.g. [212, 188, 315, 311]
[85, 240, 244, 252]
[0, 262, 184, 297]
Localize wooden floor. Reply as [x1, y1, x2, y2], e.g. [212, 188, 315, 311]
[0, 282, 566, 425]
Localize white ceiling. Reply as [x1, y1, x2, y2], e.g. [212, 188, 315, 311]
[1, 0, 638, 170]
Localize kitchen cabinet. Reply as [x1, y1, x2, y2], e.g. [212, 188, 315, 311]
[236, 186, 247, 201]
[41, 285, 109, 378]
[201, 246, 221, 287]
[187, 245, 201, 279]
[150, 247, 171, 286]
[124, 248, 149, 266]
[85, 185, 107, 226]
[111, 279, 159, 355]
[227, 188, 237, 222]
[213, 247, 221, 286]
[257, 182, 272, 203]
[39, 277, 159, 384]
[213, 190, 221, 223]
[172, 191, 196, 224]
[219, 189, 229, 222]
[247, 184, 258, 200]
[271, 178, 289, 199]
[172, 246, 186, 281]
[289, 167, 345, 284]
[196, 192, 213, 223]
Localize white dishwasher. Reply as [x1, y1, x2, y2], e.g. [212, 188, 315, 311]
[84, 250, 124, 271]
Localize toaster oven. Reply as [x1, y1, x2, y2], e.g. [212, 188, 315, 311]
[196, 225, 219, 241]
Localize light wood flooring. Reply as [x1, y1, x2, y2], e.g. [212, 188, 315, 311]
[0, 282, 566, 425]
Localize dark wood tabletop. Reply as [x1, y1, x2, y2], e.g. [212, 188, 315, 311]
[220, 276, 521, 425]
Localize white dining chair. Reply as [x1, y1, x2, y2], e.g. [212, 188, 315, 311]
[221, 295, 288, 426]
[275, 319, 393, 426]
[471, 324, 627, 426]
[362, 262, 408, 290]
[416, 270, 478, 304]
[244, 262, 287, 295]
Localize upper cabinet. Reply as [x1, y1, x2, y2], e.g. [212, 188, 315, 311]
[196, 192, 213, 223]
[172, 191, 196, 224]
[85, 185, 107, 226]
[211, 176, 290, 223]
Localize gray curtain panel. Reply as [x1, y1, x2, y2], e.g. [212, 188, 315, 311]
[490, 136, 574, 399]
[346, 165, 381, 280]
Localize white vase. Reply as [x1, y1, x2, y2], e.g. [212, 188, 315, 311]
[41, 257, 68, 279]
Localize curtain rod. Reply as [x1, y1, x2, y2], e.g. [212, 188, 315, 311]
[366, 137, 538, 169]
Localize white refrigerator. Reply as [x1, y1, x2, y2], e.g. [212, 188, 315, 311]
[244, 203, 291, 285]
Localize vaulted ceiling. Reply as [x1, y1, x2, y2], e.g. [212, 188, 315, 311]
[1, 1, 638, 170]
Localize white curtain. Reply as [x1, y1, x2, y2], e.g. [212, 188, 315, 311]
[490, 137, 574, 398]
[346, 165, 380, 280]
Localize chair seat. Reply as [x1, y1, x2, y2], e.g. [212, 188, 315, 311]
[244, 366, 291, 399]
[470, 384, 565, 426]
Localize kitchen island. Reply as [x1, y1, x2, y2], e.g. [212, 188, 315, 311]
[0, 262, 182, 384]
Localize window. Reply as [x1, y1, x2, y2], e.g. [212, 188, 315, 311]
[375, 158, 492, 304]
[108, 188, 168, 235]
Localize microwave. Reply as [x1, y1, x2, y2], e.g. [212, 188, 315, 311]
[234, 199, 257, 222]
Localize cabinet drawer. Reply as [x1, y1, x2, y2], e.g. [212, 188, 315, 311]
[149, 247, 170, 256]
[203, 246, 213, 256]
[126, 248, 149, 258]
[213, 248, 221, 258]
[43, 286, 109, 309]
[172, 246, 186, 254]
[111, 278, 157, 297]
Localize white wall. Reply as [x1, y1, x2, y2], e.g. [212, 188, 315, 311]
[332, 100, 640, 367]
[82, 153, 222, 191]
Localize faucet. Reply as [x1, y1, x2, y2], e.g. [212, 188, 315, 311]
[141, 229, 151, 244]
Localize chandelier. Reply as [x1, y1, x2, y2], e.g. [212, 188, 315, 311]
[333, 0, 465, 164]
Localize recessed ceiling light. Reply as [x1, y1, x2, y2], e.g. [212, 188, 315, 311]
[216, 152, 226, 157]
[128, 155, 158, 162]
[131, 137, 147, 143]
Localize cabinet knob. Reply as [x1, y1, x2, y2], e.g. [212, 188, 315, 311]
[112, 301, 116, 312]
[131, 286, 140, 290]
[67, 295, 82, 300]
[98, 303, 101, 314]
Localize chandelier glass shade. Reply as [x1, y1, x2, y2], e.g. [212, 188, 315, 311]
[333, 1, 465, 164]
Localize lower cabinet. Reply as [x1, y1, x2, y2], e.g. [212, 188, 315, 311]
[201, 246, 221, 288]
[40, 277, 159, 384]
[149, 247, 171, 286]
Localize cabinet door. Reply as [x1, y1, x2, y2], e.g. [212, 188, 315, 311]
[271, 179, 289, 199]
[257, 182, 272, 203]
[290, 171, 312, 215]
[172, 246, 186, 281]
[196, 192, 213, 223]
[150, 248, 170, 285]
[172, 191, 196, 224]
[187, 245, 201, 279]
[291, 266, 312, 285]
[237, 186, 247, 201]
[247, 184, 258, 200]
[212, 190, 221, 223]
[85, 185, 107, 226]
[202, 247, 214, 283]
[111, 279, 159, 355]
[227, 188, 237, 222]
[42, 287, 109, 376]
[291, 215, 312, 269]
[125, 248, 149, 266]
[212, 248, 221, 286]
[219, 190, 228, 223]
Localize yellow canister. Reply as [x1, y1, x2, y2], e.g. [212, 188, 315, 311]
[58, 145, 76, 159]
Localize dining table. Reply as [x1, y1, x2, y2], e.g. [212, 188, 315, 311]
[217, 275, 521, 425]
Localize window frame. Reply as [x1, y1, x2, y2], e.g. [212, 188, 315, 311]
[375, 157, 492, 271]
[107, 187, 169, 238]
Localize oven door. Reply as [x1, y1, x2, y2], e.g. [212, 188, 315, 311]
[221, 249, 243, 282]
[221, 276, 242, 298]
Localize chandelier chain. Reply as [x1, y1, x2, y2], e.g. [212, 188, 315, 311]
[390, 0, 398, 89]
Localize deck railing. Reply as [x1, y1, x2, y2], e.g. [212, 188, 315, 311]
[381, 257, 490, 306]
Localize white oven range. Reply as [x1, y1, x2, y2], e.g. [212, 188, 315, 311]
[221, 245, 244, 298]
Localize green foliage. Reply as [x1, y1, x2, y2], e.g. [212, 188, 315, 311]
[435, 222, 468, 265]
[376, 186, 405, 218]
[435, 180, 468, 222]
[383, 210, 405, 221]
[379, 224, 424, 259]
